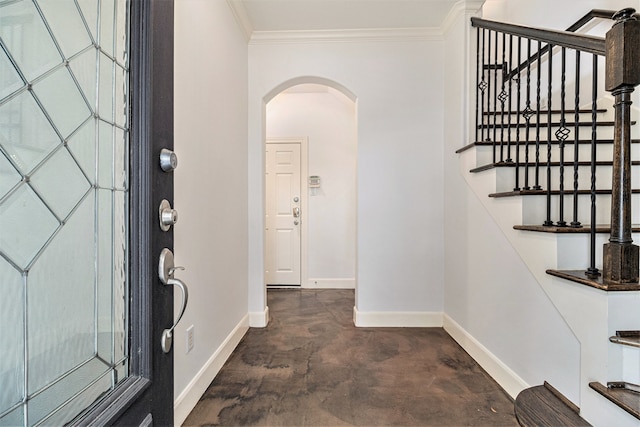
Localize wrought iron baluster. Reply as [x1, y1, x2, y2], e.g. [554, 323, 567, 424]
[571, 50, 581, 227]
[475, 28, 481, 143]
[493, 30, 499, 161]
[556, 47, 569, 227]
[534, 40, 542, 190]
[499, 32, 507, 162]
[480, 29, 487, 143]
[587, 54, 600, 278]
[544, 44, 554, 226]
[523, 39, 533, 190]
[488, 30, 494, 162]
[506, 34, 513, 163]
[514, 36, 522, 191]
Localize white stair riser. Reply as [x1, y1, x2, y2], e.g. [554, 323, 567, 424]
[475, 142, 640, 167]
[554, 232, 640, 270]
[495, 165, 640, 193]
[520, 193, 640, 225]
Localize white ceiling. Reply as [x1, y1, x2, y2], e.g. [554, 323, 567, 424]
[231, 0, 461, 33]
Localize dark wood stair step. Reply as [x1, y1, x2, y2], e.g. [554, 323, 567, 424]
[610, 331, 640, 348]
[483, 109, 607, 116]
[515, 382, 590, 427]
[514, 224, 640, 234]
[589, 382, 640, 420]
[546, 269, 640, 291]
[489, 189, 640, 198]
[470, 160, 640, 173]
[455, 139, 640, 154]
[478, 120, 635, 129]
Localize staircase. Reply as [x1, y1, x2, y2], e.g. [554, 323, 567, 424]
[458, 8, 640, 426]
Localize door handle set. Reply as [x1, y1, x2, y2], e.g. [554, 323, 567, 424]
[158, 248, 189, 353]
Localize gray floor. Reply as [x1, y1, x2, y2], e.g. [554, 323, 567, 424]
[183, 289, 518, 426]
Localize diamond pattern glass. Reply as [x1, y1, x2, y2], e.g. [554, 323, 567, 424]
[0, 184, 59, 269]
[0, 0, 62, 82]
[27, 196, 95, 393]
[32, 66, 92, 139]
[70, 48, 99, 112]
[29, 147, 91, 220]
[0, 257, 24, 416]
[0, 151, 21, 200]
[0, 91, 61, 175]
[37, 0, 92, 59]
[67, 118, 97, 182]
[0, 48, 23, 101]
[100, 0, 115, 57]
[98, 120, 113, 187]
[0, 1, 131, 424]
[99, 52, 114, 122]
[77, 0, 98, 42]
[97, 189, 113, 362]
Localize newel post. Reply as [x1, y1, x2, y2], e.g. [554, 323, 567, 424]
[603, 8, 640, 284]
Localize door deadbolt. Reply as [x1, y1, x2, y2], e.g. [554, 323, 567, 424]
[159, 199, 178, 231]
[159, 148, 178, 172]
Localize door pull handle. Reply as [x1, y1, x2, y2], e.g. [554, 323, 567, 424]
[158, 248, 189, 353]
[161, 277, 189, 354]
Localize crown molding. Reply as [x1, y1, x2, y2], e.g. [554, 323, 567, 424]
[440, 0, 485, 35]
[249, 27, 443, 45]
[226, 0, 253, 42]
[238, 0, 485, 45]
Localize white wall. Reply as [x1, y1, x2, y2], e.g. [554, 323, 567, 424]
[249, 37, 445, 325]
[266, 89, 357, 286]
[173, 1, 249, 424]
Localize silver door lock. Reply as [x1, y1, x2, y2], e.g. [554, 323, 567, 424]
[159, 199, 178, 231]
[159, 148, 178, 172]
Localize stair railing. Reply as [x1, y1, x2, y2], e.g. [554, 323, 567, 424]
[470, 8, 640, 285]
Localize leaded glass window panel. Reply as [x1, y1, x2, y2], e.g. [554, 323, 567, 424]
[0, 1, 131, 424]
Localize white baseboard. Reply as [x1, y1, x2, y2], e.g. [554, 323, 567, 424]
[305, 278, 355, 289]
[174, 314, 249, 426]
[353, 306, 443, 327]
[249, 305, 269, 327]
[443, 314, 529, 399]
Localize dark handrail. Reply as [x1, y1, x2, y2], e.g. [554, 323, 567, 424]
[567, 9, 639, 31]
[502, 10, 618, 81]
[471, 18, 605, 55]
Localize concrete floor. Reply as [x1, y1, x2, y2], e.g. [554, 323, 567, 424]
[183, 289, 518, 426]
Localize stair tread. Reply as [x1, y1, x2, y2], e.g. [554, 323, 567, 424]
[514, 224, 640, 234]
[470, 160, 640, 173]
[483, 109, 607, 116]
[478, 120, 635, 129]
[610, 331, 640, 348]
[589, 382, 640, 420]
[546, 269, 640, 291]
[455, 139, 640, 153]
[489, 189, 640, 197]
[515, 382, 590, 427]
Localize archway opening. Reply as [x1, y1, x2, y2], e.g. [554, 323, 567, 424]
[264, 81, 357, 295]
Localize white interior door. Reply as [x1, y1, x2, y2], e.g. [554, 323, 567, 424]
[265, 142, 301, 285]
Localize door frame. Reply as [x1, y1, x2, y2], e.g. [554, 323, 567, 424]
[71, 0, 175, 425]
[265, 137, 308, 288]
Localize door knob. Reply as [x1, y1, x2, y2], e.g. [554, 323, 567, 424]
[293, 206, 300, 218]
[158, 248, 189, 353]
[159, 199, 178, 231]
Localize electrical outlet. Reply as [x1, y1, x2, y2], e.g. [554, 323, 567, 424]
[186, 325, 194, 354]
